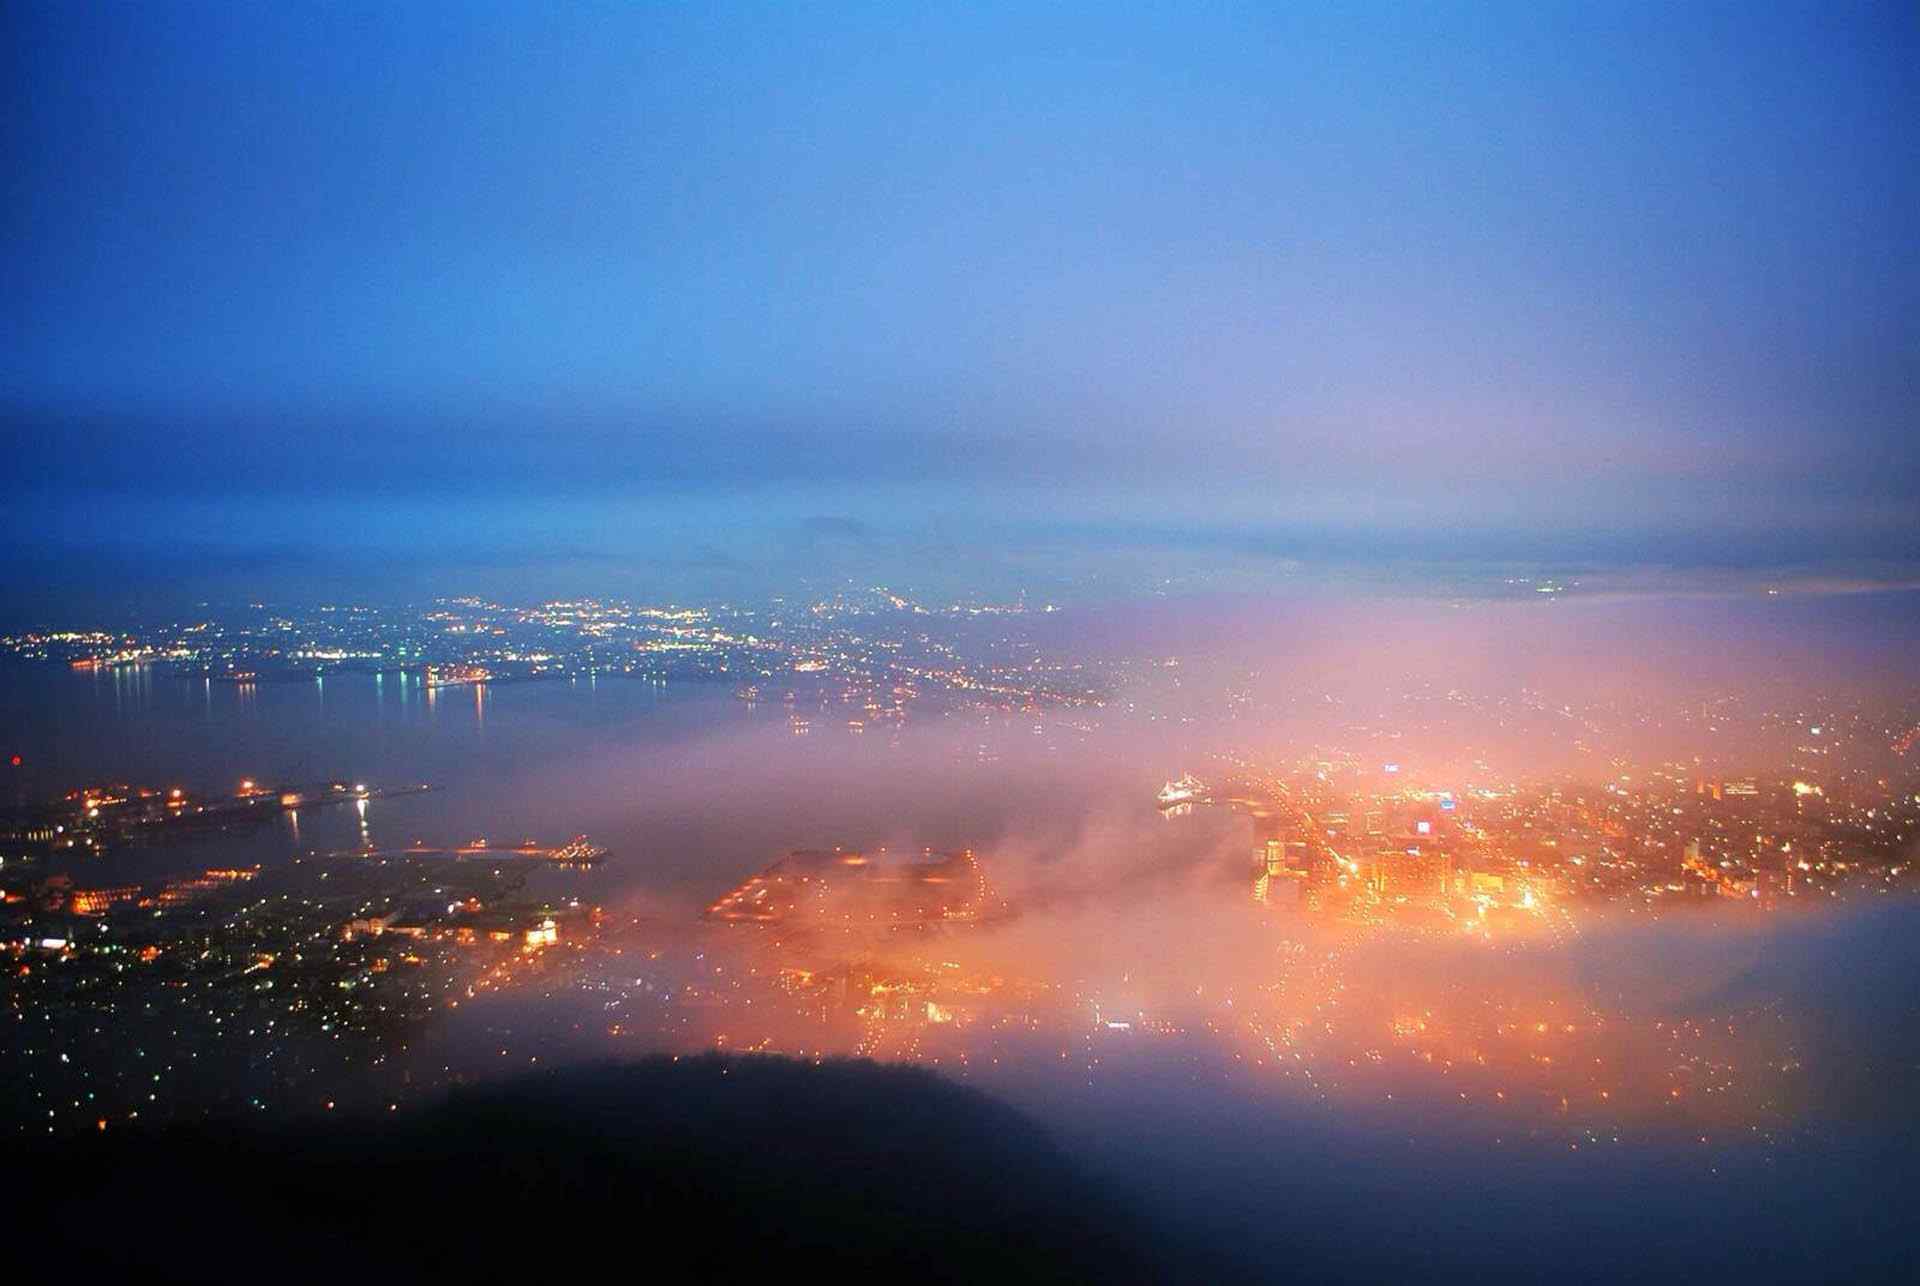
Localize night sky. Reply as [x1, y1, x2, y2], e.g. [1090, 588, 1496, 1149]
[6, 3, 1916, 599]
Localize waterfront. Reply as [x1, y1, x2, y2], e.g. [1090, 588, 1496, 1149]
[4, 613, 1918, 1278]
[0, 662, 1155, 899]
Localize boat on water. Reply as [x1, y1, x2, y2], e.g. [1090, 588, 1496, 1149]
[1156, 773, 1207, 808]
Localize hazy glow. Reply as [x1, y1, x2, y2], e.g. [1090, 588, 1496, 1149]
[5, 4, 1917, 603]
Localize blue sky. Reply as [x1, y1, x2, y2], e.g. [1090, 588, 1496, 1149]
[5, 2, 1916, 596]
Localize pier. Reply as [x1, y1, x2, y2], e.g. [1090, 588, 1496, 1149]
[336, 835, 607, 865]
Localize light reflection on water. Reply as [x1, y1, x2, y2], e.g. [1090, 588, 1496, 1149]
[1, 666, 1169, 903]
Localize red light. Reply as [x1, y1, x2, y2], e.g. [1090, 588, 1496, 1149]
[8, 755, 18, 767]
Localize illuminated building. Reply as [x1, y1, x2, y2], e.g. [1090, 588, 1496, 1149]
[67, 884, 143, 916]
[1362, 848, 1452, 900]
[153, 867, 258, 908]
[705, 848, 1004, 927]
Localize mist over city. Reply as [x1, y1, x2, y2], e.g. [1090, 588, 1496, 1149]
[5, 3, 1918, 1282]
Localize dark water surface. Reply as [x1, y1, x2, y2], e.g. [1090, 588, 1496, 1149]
[0, 663, 1211, 905]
